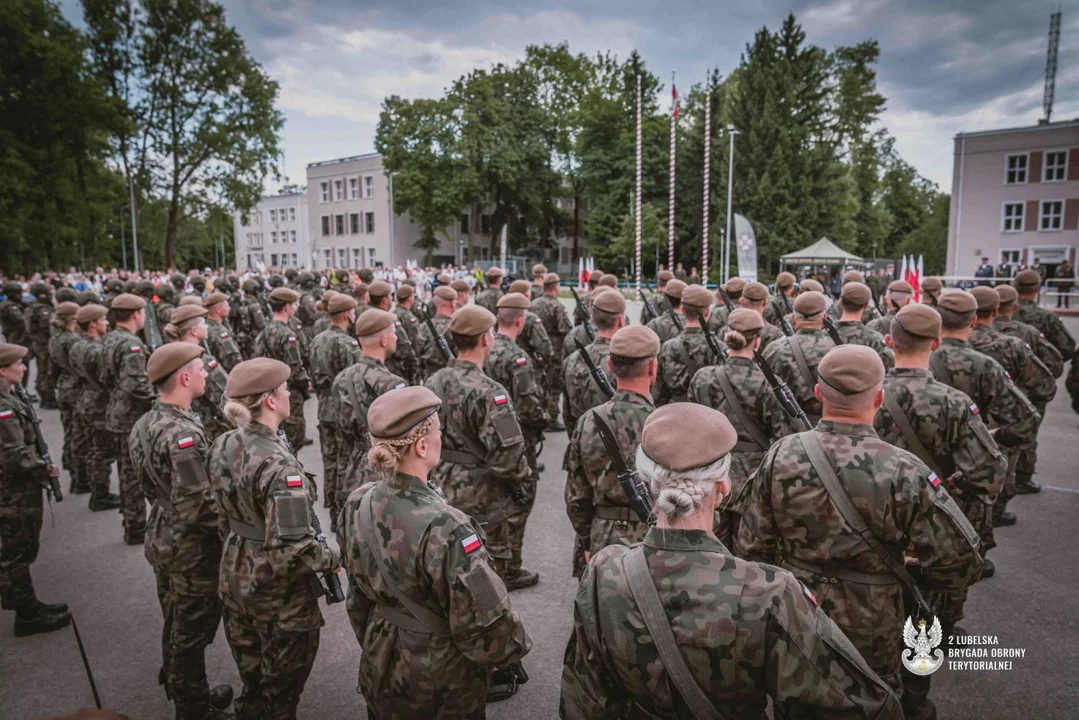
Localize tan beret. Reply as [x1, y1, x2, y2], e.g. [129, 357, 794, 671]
[368, 386, 441, 441]
[167, 304, 207, 326]
[843, 270, 864, 284]
[543, 272, 560, 287]
[793, 291, 827, 318]
[893, 303, 941, 339]
[1014, 269, 1041, 289]
[531, 264, 548, 276]
[354, 309, 397, 338]
[55, 301, 80, 318]
[818, 345, 884, 395]
[437, 273, 452, 284]
[800, 279, 824, 293]
[327, 294, 358, 314]
[509, 280, 532, 296]
[663, 279, 687, 300]
[486, 267, 503, 280]
[937, 291, 976, 314]
[433, 286, 457, 301]
[353, 282, 369, 299]
[592, 289, 626, 314]
[995, 285, 1018, 305]
[970, 286, 1000, 311]
[681, 284, 713, 308]
[112, 293, 146, 311]
[590, 271, 605, 283]
[76, 304, 108, 324]
[268, 287, 300, 304]
[451, 280, 470, 293]
[727, 308, 765, 334]
[725, 277, 746, 294]
[0, 343, 29, 367]
[203, 292, 228, 308]
[776, 271, 796, 289]
[496, 293, 530, 310]
[589, 285, 614, 299]
[840, 282, 871, 306]
[887, 280, 913, 295]
[658, 270, 674, 283]
[146, 343, 204, 384]
[743, 282, 769, 302]
[609, 325, 660, 359]
[178, 295, 203, 307]
[642, 403, 737, 472]
[396, 284, 414, 300]
[598, 275, 618, 288]
[450, 305, 496, 336]
[225, 358, 291, 398]
[921, 277, 943, 292]
[368, 280, 392, 298]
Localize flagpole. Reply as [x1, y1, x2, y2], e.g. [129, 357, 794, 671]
[635, 73, 643, 300]
[701, 72, 711, 284]
[668, 70, 676, 272]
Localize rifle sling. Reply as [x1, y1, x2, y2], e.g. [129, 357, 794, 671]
[591, 405, 631, 477]
[715, 369, 770, 452]
[882, 394, 945, 479]
[136, 422, 176, 514]
[786, 335, 817, 391]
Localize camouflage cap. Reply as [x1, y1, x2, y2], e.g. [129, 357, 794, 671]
[592, 288, 626, 314]
[1014, 269, 1041, 289]
[168, 304, 207, 326]
[887, 279, 914, 295]
[921, 277, 943, 292]
[597, 274, 618, 288]
[800, 279, 824, 293]
[354, 309, 397, 338]
[226, 358, 291, 398]
[451, 279, 470, 293]
[368, 386, 442, 441]
[937, 290, 976, 314]
[112, 293, 146, 311]
[727, 308, 764, 333]
[509, 280, 532, 295]
[178, 296, 203, 307]
[657, 270, 674, 283]
[793, 291, 827, 318]
[543, 272, 560, 287]
[268, 287, 300, 304]
[76, 304, 108, 324]
[368, 280, 392, 298]
[893, 303, 941, 339]
[743, 282, 769, 302]
[450, 305, 496, 336]
[663, 279, 687, 300]
[433, 286, 457, 302]
[147, 342, 204, 385]
[840, 282, 872, 306]
[531, 264, 548, 276]
[995, 285, 1019, 305]
[776, 271, 797, 289]
[486, 267, 504, 280]
[609, 325, 660, 359]
[396, 284, 414, 300]
[496, 293, 530, 310]
[642, 403, 737, 472]
[0, 343, 29, 367]
[681, 284, 712, 309]
[817, 345, 884, 409]
[327, 294, 358, 314]
[843, 270, 864, 284]
[55, 301, 80, 319]
[203, 292, 228, 308]
[725, 277, 746, 294]
[970, 286, 1000, 311]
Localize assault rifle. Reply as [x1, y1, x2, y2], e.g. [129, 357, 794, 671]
[574, 337, 613, 400]
[143, 301, 163, 351]
[692, 308, 728, 362]
[426, 316, 455, 362]
[716, 285, 736, 312]
[569, 287, 597, 342]
[641, 286, 662, 325]
[592, 409, 652, 523]
[753, 350, 812, 431]
[15, 384, 61, 502]
[778, 292, 795, 337]
[823, 316, 844, 346]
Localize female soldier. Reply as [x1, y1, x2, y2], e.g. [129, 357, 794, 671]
[337, 386, 531, 719]
[164, 304, 230, 441]
[560, 403, 901, 720]
[688, 308, 799, 546]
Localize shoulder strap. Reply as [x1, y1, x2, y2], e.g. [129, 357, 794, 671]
[881, 394, 945, 479]
[786, 335, 816, 389]
[716, 368, 770, 451]
[624, 547, 727, 720]
[360, 489, 451, 637]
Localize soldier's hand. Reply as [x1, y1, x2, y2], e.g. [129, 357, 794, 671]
[511, 483, 532, 506]
[47, 464, 60, 479]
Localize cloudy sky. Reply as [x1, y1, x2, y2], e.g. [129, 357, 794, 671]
[62, 0, 1079, 192]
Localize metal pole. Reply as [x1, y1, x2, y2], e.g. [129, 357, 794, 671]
[388, 171, 396, 270]
[702, 72, 711, 283]
[120, 207, 127, 271]
[128, 173, 141, 273]
[724, 128, 737, 283]
[636, 74, 643, 299]
[668, 71, 676, 272]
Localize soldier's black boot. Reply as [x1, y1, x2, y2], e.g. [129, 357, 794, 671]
[546, 419, 565, 432]
[1015, 479, 1041, 494]
[89, 492, 121, 511]
[14, 607, 71, 637]
[980, 558, 995, 579]
[993, 512, 1016, 527]
[36, 600, 69, 614]
[505, 568, 539, 591]
[209, 684, 234, 710]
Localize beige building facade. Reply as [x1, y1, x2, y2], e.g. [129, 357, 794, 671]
[232, 191, 311, 270]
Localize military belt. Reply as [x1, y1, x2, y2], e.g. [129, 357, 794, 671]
[229, 518, 266, 542]
[783, 554, 897, 586]
[593, 505, 635, 522]
[440, 448, 481, 467]
[376, 604, 445, 636]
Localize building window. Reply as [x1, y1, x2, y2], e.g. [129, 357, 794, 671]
[364, 176, 375, 199]
[368, 247, 376, 264]
[269, 209, 277, 223]
[1000, 249, 1021, 265]
[271, 253, 279, 266]
[334, 180, 344, 201]
[1040, 200, 1063, 231]
[321, 216, 330, 236]
[291, 253, 298, 266]
[1002, 203, 1024, 232]
[337, 248, 347, 267]
[291, 230, 297, 244]
[350, 213, 359, 234]
[364, 212, 375, 234]
[1005, 154, 1027, 184]
[352, 248, 361, 267]
[320, 182, 329, 203]
[289, 207, 296, 222]
[335, 214, 345, 235]
[1044, 150, 1067, 182]
[323, 249, 332, 268]
[349, 178, 358, 200]
[270, 231, 278, 244]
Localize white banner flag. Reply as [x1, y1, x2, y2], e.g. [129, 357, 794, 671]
[734, 214, 758, 283]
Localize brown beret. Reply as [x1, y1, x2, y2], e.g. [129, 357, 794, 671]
[658, 270, 674, 283]
[437, 273, 452, 284]
[843, 270, 864, 284]
[167, 304, 207, 326]
[598, 275, 617, 288]
[921, 277, 943, 292]
[589, 285, 614, 299]
[642, 403, 737, 472]
[543, 272, 560, 287]
[268, 287, 300, 304]
[725, 277, 746, 294]
[800, 279, 824, 293]
[450, 305, 496, 336]
[368, 386, 441, 441]
[840, 282, 872, 306]
[609, 325, 660, 359]
[396, 284, 414, 300]
[353, 282, 369, 299]
[76, 304, 108, 324]
[178, 295, 203, 307]
[327, 294, 358, 314]
[203, 292, 228, 308]
[970, 286, 1000, 311]
[592, 289, 626, 314]
[727, 308, 765, 333]
[368, 280, 392, 298]
[937, 290, 976, 314]
[146, 343, 204, 385]
[776, 271, 796, 289]
[112, 293, 146, 311]
[995, 285, 1019, 305]
[892, 304, 940, 339]
[793, 291, 827, 318]
[1014, 269, 1041, 289]
[663, 279, 687, 300]
[433, 286, 457, 301]
[451, 280, 470, 293]
[354, 309, 397, 338]
[743, 282, 769, 302]
[0, 343, 29, 367]
[818, 345, 884, 396]
[531, 264, 548, 276]
[55, 301, 80, 318]
[509, 280, 532, 296]
[681, 284, 713, 308]
[225, 358, 291, 398]
[590, 271, 605, 283]
[887, 280, 913, 295]
[496, 293, 530, 310]
[486, 267, 503, 280]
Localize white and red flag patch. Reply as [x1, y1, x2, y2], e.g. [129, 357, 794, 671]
[515, 357, 528, 366]
[130, 346, 141, 353]
[288, 336, 297, 344]
[969, 403, 979, 415]
[928, 472, 941, 488]
[0, 409, 13, 420]
[177, 436, 195, 449]
[493, 394, 508, 406]
[461, 534, 481, 554]
[286, 474, 303, 488]
[220, 332, 229, 339]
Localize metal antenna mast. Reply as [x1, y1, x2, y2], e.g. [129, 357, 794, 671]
[1043, 10, 1062, 123]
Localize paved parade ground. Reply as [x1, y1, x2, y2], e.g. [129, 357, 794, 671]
[2, 306, 1078, 719]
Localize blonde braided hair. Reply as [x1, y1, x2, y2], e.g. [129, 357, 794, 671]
[367, 415, 436, 477]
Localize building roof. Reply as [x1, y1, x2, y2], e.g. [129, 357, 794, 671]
[307, 152, 382, 169]
[780, 237, 863, 264]
[955, 118, 1079, 140]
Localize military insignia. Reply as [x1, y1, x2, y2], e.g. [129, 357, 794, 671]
[351, 340, 359, 347]
[493, 393, 508, 406]
[220, 332, 230, 338]
[288, 336, 297, 343]
[395, 322, 402, 328]
[515, 357, 528, 366]
[130, 346, 141, 353]
[799, 580, 817, 606]
[177, 436, 195, 449]
[395, 382, 407, 389]
[286, 474, 303, 488]
[461, 533, 481, 554]
[902, 616, 945, 675]
[208, 360, 218, 369]
[409, 317, 417, 323]
[969, 403, 979, 415]
[0, 409, 13, 420]
[928, 472, 941, 488]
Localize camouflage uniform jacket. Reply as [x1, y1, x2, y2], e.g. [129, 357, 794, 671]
[970, 323, 1056, 406]
[836, 320, 894, 370]
[69, 335, 109, 427]
[332, 356, 407, 483]
[192, 354, 231, 442]
[865, 311, 895, 337]
[532, 294, 572, 352]
[930, 338, 1039, 449]
[208, 421, 339, 631]
[309, 325, 361, 427]
[689, 356, 800, 493]
[1014, 298, 1076, 357]
[653, 327, 725, 406]
[737, 420, 983, 690]
[639, 291, 672, 326]
[875, 368, 1005, 504]
[253, 319, 310, 393]
[393, 304, 422, 350]
[205, 318, 243, 372]
[296, 292, 319, 339]
[517, 310, 554, 369]
[483, 334, 547, 431]
[761, 329, 836, 420]
[49, 329, 82, 408]
[475, 288, 503, 314]
[994, 315, 1064, 379]
[337, 473, 531, 719]
[562, 322, 595, 361]
[763, 294, 793, 328]
[101, 326, 156, 432]
[561, 526, 903, 719]
[0, 387, 50, 487]
[155, 301, 175, 330]
[562, 336, 615, 434]
[706, 302, 731, 334]
[415, 314, 456, 380]
[0, 300, 29, 348]
[564, 390, 653, 556]
[529, 285, 543, 301]
[129, 401, 222, 591]
[645, 312, 684, 345]
[26, 302, 53, 357]
[236, 297, 268, 355]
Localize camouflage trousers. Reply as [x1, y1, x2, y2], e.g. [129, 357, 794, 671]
[995, 448, 1022, 521]
[58, 405, 79, 487]
[73, 415, 113, 499]
[544, 350, 565, 421]
[282, 387, 306, 455]
[222, 607, 320, 720]
[115, 431, 147, 540]
[33, 350, 55, 404]
[317, 421, 338, 511]
[154, 570, 223, 719]
[0, 481, 43, 613]
[505, 474, 537, 577]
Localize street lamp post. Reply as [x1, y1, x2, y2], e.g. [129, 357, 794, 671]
[119, 206, 127, 271]
[723, 126, 740, 283]
[388, 171, 396, 270]
[128, 173, 141, 273]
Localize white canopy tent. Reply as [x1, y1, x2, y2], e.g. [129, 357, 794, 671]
[779, 237, 864, 267]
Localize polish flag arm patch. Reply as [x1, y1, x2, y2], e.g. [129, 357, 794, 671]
[0, 409, 14, 420]
[515, 357, 528, 366]
[220, 332, 229, 339]
[461, 533, 481, 554]
[130, 346, 141, 353]
[928, 472, 941, 488]
[969, 403, 979, 415]
[177, 436, 195, 449]
[286, 474, 304, 488]
[493, 394, 508, 406]
[288, 336, 297, 343]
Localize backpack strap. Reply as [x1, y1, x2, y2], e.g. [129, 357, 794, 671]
[715, 368, 770, 452]
[786, 335, 816, 390]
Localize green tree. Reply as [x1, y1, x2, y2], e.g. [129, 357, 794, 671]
[898, 193, 949, 274]
[611, 203, 665, 276]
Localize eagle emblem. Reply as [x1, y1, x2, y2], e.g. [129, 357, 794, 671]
[901, 616, 945, 676]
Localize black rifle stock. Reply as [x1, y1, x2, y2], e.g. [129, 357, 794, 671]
[592, 410, 652, 523]
[426, 316, 455, 362]
[778, 292, 795, 337]
[574, 338, 613, 399]
[753, 350, 812, 430]
[717, 285, 736, 313]
[143, 300, 163, 351]
[569, 287, 597, 342]
[642, 286, 662, 325]
[15, 384, 61, 502]
[823, 316, 844, 346]
[693, 308, 728, 362]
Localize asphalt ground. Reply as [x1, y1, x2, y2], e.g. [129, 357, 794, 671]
[1, 306, 1077, 719]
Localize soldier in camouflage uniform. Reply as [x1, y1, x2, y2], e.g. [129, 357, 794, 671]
[690, 309, 801, 546]
[738, 345, 983, 714]
[452, 278, 472, 309]
[253, 287, 311, 452]
[48, 303, 82, 489]
[562, 290, 625, 433]
[475, 266, 504, 314]
[337, 386, 532, 717]
[835, 282, 894, 370]
[155, 282, 177, 328]
[392, 283, 422, 379]
[129, 343, 233, 720]
[310, 289, 338, 338]
[645, 279, 687, 344]
[294, 272, 320, 342]
[920, 277, 942, 308]
[705, 276, 743, 334]
[828, 270, 881, 324]
[361, 281, 418, 384]
[102, 277, 125, 311]
[164, 305, 231, 442]
[564, 326, 657, 578]
[571, 271, 604, 328]
[653, 284, 725, 405]
[531, 272, 572, 428]
[236, 279, 269, 359]
[995, 284, 1065, 379]
[26, 284, 56, 408]
[639, 269, 674, 326]
[562, 402, 903, 720]
[209, 358, 341, 720]
[69, 305, 121, 509]
[1013, 269, 1077, 359]
[762, 271, 796, 327]
[717, 281, 785, 352]
[867, 280, 914, 336]
[0, 282, 31, 387]
[307, 294, 360, 514]
[425, 305, 532, 586]
[529, 263, 547, 301]
[414, 286, 458, 380]
[562, 285, 611, 362]
[102, 294, 157, 543]
[203, 292, 243, 373]
[760, 291, 836, 423]
[507, 280, 554, 421]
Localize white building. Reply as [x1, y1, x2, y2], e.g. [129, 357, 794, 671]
[232, 191, 311, 270]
